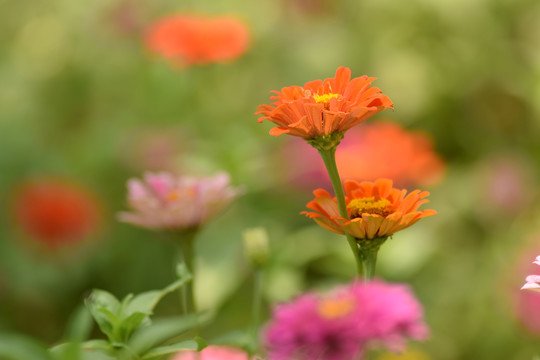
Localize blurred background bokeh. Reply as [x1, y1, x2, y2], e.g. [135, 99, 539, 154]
[1, 0, 540, 358]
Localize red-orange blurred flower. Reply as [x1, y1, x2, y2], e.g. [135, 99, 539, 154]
[144, 14, 250, 66]
[302, 179, 436, 240]
[285, 121, 445, 189]
[337, 122, 444, 187]
[13, 179, 100, 248]
[256, 67, 393, 138]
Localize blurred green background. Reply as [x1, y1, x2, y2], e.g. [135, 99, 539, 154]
[1, 0, 540, 358]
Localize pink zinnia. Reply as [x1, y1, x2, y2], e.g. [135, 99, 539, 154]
[118, 172, 242, 230]
[264, 280, 428, 360]
[171, 345, 252, 360]
[521, 255, 540, 292]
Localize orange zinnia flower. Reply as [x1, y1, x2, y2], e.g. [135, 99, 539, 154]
[302, 179, 436, 240]
[256, 67, 393, 139]
[144, 14, 250, 66]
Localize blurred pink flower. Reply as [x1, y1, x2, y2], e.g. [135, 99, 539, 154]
[477, 155, 536, 216]
[521, 256, 540, 292]
[284, 121, 444, 190]
[264, 280, 428, 360]
[118, 172, 242, 230]
[171, 345, 251, 360]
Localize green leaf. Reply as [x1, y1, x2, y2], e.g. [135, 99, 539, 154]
[128, 314, 200, 356]
[193, 337, 207, 352]
[140, 340, 198, 359]
[86, 290, 120, 314]
[85, 290, 121, 341]
[113, 312, 148, 343]
[0, 333, 53, 360]
[211, 330, 251, 348]
[117, 293, 135, 318]
[93, 308, 120, 341]
[124, 266, 192, 318]
[64, 305, 93, 342]
[49, 343, 79, 360]
[175, 263, 192, 282]
[80, 340, 111, 352]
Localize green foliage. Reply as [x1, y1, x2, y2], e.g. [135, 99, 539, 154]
[47, 263, 200, 360]
[0, 334, 53, 360]
[85, 264, 192, 344]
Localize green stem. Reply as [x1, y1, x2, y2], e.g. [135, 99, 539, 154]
[177, 228, 198, 315]
[250, 268, 264, 354]
[317, 147, 363, 277]
[361, 247, 378, 281]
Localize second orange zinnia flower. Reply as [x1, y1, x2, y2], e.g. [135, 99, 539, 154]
[256, 67, 393, 139]
[302, 179, 436, 240]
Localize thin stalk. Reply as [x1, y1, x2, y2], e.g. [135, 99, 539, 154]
[177, 228, 198, 315]
[250, 268, 264, 354]
[317, 148, 363, 276]
[361, 247, 378, 281]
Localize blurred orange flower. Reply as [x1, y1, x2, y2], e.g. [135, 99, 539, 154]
[144, 14, 250, 66]
[337, 122, 445, 187]
[256, 67, 393, 138]
[284, 121, 445, 189]
[13, 179, 101, 248]
[302, 179, 435, 240]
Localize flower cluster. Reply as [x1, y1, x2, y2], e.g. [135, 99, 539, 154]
[118, 172, 241, 230]
[302, 178, 436, 241]
[264, 280, 429, 360]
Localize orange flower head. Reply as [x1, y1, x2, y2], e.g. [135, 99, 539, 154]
[144, 14, 250, 67]
[302, 179, 436, 240]
[255, 67, 393, 139]
[13, 179, 101, 248]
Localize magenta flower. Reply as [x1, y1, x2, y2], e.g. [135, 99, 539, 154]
[118, 172, 242, 230]
[521, 255, 540, 292]
[171, 345, 252, 360]
[263, 280, 428, 360]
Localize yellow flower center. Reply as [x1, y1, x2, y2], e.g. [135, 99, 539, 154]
[314, 93, 341, 104]
[166, 188, 196, 202]
[318, 297, 355, 319]
[347, 197, 392, 219]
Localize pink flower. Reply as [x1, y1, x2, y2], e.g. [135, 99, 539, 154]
[521, 255, 540, 292]
[171, 345, 252, 360]
[264, 280, 428, 360]
[118, 172, 242, 230]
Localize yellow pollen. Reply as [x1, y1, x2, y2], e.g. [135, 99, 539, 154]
[314, 93, 341, 103]
[318, 297, 355, 319]
[166, 189, 196, 202]
[347, 197, 392, 219]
